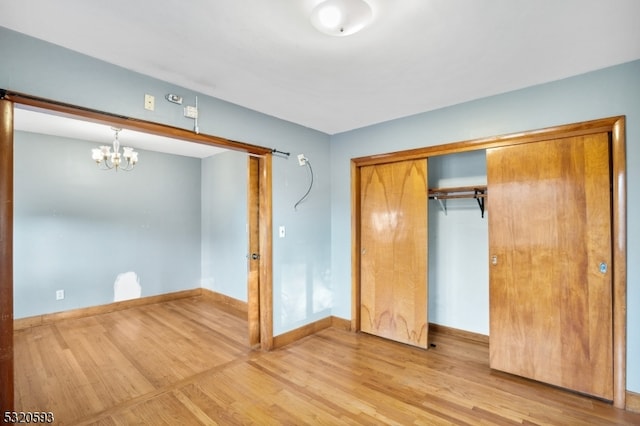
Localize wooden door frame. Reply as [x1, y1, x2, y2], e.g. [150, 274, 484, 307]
[0, 91, 275, 412]
[248, 156, 261, 348]
[351, 116, 627, 409]
[0, 98, 14, 413]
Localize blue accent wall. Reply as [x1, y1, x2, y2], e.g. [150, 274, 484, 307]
[13, 131, 202, 317]
[201, 150, 248, 300]
[428, 151, 488, 334]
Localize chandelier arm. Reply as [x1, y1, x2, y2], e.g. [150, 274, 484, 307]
[119, 158, 134, 171]
[91, 128, 137, 172]
[99, 158, 114, 170]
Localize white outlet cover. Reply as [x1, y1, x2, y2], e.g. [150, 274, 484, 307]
[144, 94, 155, 111]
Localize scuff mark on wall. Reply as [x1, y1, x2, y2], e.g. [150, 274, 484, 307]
[113, 271, 141, 302]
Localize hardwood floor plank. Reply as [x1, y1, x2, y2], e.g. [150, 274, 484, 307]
[106, 391, 204, 426]
[14, 297, 640, 425]
[172, 389, 219, 425]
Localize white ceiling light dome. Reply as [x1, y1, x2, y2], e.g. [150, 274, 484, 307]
[310, 0, 373, 36]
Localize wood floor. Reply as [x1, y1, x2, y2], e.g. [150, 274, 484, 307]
[14, 297, 640, 425]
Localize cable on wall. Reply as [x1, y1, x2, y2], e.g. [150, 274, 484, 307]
[294, 155, 313, 211]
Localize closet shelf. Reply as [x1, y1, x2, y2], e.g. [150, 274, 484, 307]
[428, 185, 487, 218]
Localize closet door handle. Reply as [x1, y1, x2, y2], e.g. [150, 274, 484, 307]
[599, 262, 608, 274]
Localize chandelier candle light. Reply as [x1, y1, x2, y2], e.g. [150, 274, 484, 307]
[91, 127, 138, 171]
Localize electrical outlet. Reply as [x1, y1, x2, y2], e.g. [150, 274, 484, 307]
[297, 154, 307, 166]
[144, 94, 155, 111]
[279, 225, 286, 238]
[56, 289, 65, 300]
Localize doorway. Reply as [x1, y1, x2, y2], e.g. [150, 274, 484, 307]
[0, 93, 274, 411]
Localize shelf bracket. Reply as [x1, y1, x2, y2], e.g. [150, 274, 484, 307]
[429, 185, 487, 218]
[434, 195, 447, 215]
[475, 189, 485, 218]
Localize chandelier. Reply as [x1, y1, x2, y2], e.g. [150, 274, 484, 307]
[91, 127, 138, 171]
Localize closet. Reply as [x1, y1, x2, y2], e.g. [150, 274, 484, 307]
[427, 151, 488, 335]
[358, 154, 488, 348]
[351, 116, 626, 407]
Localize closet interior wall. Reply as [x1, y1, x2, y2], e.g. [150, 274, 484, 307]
[427, 150, 489, 335]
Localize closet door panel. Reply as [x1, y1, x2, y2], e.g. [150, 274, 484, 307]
[360, 160, 428, 348]
[487, 133, 613, 400]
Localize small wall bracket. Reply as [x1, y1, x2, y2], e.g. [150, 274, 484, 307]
[475, 188, 486, 218]
[271, 149, 290, 158]
[434, 195, 447, 215]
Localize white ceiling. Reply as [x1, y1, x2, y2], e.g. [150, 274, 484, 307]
[2, 0, 640, 137]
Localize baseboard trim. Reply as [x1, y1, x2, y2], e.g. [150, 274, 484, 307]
[627, 391, 640, 413]
[272, 318, 491, 349]
[273, 317, 330, 349]
[200, 288, 248, 317]
[13, 288, 202, 330]
[429, 323, 490, 345]
[331, 316, 352, 331]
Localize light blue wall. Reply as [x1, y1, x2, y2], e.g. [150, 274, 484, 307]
[1, 26, 332, 335]
[201, 151, 248, 301]
[428, 151, 488, 334]
[272, 143, 332, 332]
[13, 131, 202, 318]
[330, 60, 640, 392]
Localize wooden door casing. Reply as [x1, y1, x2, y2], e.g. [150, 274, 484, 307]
[247, 155, 260, 347]
[487, 133, 613, 400]
[359, 160, 428, 348]
[0, 99, 14, 413]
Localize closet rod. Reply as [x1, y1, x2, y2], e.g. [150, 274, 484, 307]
[428, 193, 487, 200]
[428, 185, 487, 217]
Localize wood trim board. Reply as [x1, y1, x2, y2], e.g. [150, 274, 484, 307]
[429, 323, 489, 345]
[14, 289, 203, 330]
[2, 90, 272, 155]
[627, 391, 640, 413]
[0, 99, 14, 413]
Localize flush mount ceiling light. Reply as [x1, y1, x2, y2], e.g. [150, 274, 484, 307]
[91, 127, 138, 171]
[310, 0, 373, 36]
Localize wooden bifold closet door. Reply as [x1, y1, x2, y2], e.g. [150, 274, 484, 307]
[359, 159, 428, 348]
[487, 132, 613, 400]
